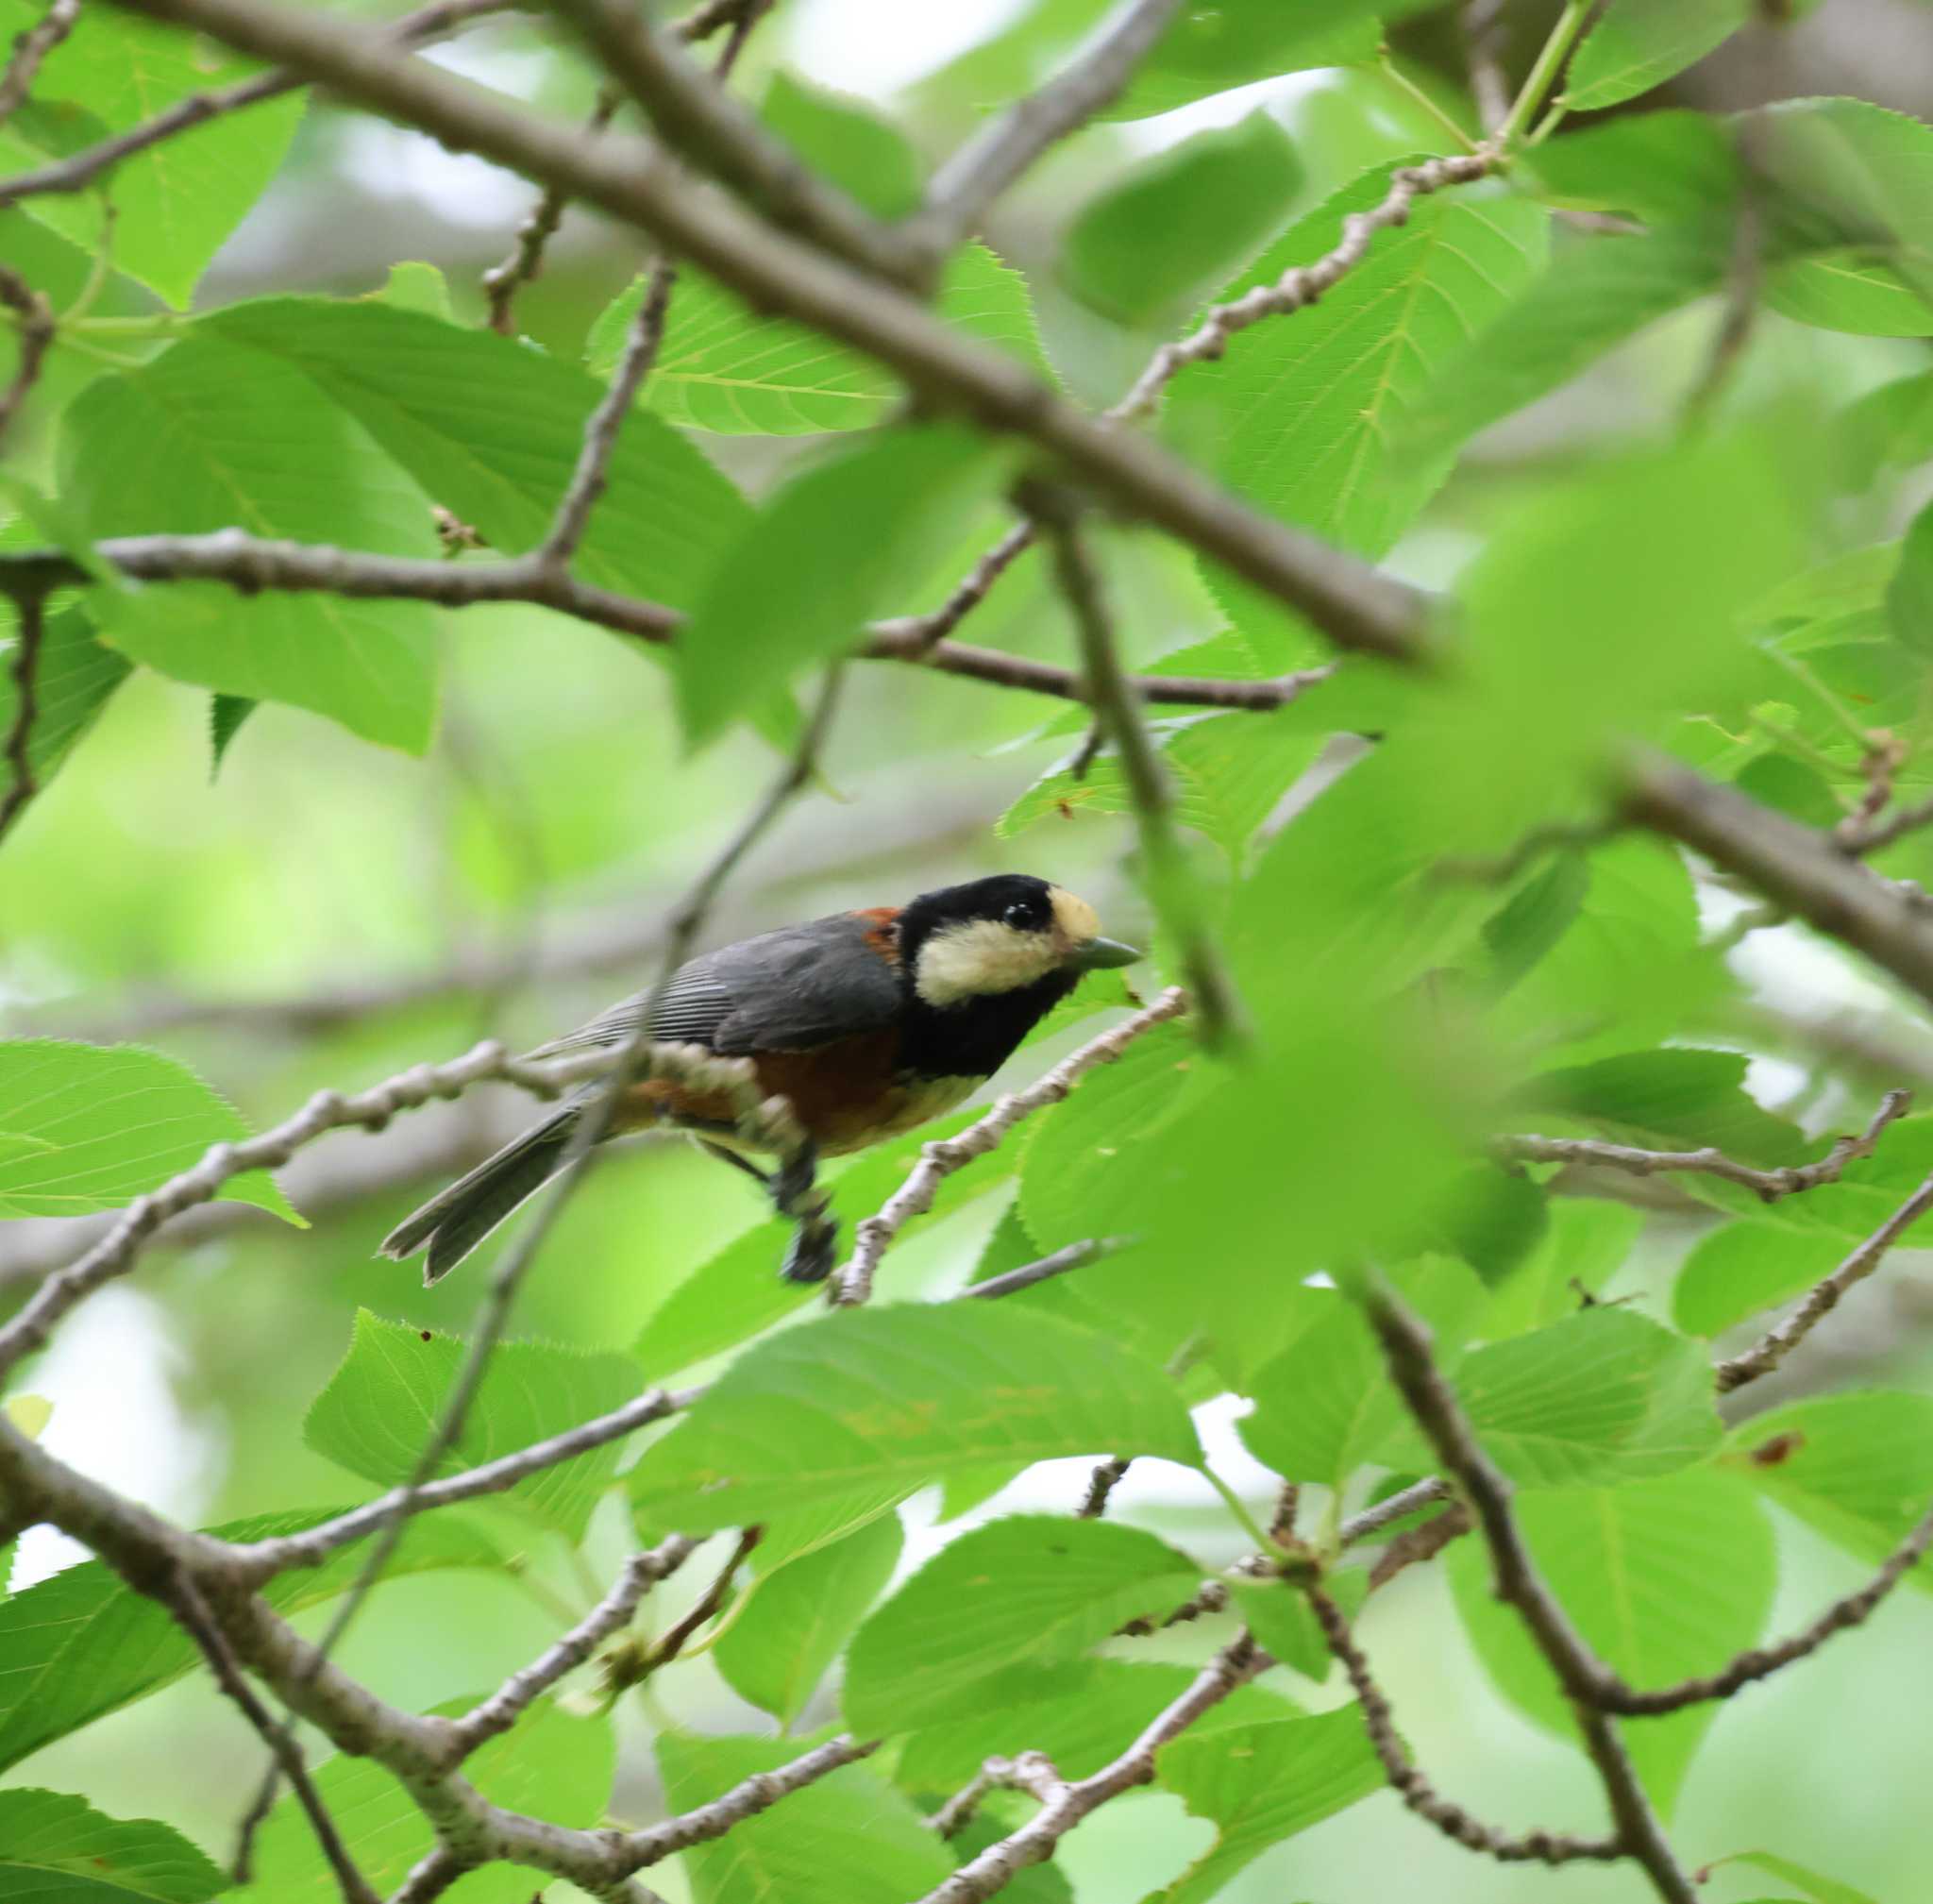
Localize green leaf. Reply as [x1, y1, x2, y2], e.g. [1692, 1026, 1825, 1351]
[1888, 497, 1933, 655]
[1431, 1307, 1722, 1487]
[0, 1788, 226, 1901]
[1565, 0, 1753, 113]
[844, 1516, 1202, 1734]
[60, 337, 439, 752]
[1229, 1578, 1331, 1681]
[716, 1511, 903, 1726]
[304, 1309, 643, 1541]
[374, 261, 454, 322]
[1672, 1115, 1933, 1239]
[0, 605, 130, 808]
[999, 713, 1325, 865]
[200, 297, 749, 610]
[250, 1697, 612, 1903]
[1482, 852, 1589, 995]
[1174, 168, 1548, 555]
[1756, 98, 1933, 329]
[1831, 373, 1933, 487]
[1702, 1850, 1877, 1904]
[1099, 2, 1420, 121]
[894, 1659, 1302, 1796]
[1528, 110, 1740, 227]
[208, 693, 256, 777]
[658, 1730, 952, 1904]
[1517, 1048, 1804, 1164]
[675, 425, 1017, 745]
[1766, 249, 1933, 337]
[1674, 1220, 1846, 1339]
[626, 1303, 1202, 1532]
[0, 1039, 295, 1221]
[587, 243, 1051, 435]
[1448, 1469, 1776, 1813]
[1238, 1297, 1398, 1491]
[1724, 1390, 1933, 1587]
[0, 1506, 502, 1773]
[0, 7, 303, 306]
[1151, 1710, 1384, 1904]
[762, 71, 921, 219]
[1064, 113, 1301, 328]
[1403, 226, 1727, 456]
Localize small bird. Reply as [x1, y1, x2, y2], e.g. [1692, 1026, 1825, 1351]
[379, 874, 1139, 1286]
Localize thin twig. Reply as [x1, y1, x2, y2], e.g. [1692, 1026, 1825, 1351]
[482, 85, 620, 337]
[1368, 1501, 1473, 1590]
[0, 264, 55, 452]
[539, 7, 762, 566]
[548, 0, 914, 284]
[445, 1537, 698, 1757]
[228, 1386, 692, 1584]
[930, 1752, 1068, 1841]
[907, 0, 1185, 262]
[634, 1525, 758, 1677]
[1365, 1290, 1698, 1904]
[966, 1236, 1125, 1302]
[1714, 1167, 1933, 1392]
[1596, 1498, 1933, 1713]
[238, 666, 841, 1848]
[166, 1571, 378, 1902]
[1460, 0, 1511, 134]
[1108, 148, 1500, 424]
[0, 0, 79, 127]
[0, 581, 47, 847]
[1337, 1475, 1454, 1546]
[1040, 502, 1243, 1044]
[8, 537, 1340, 712]
[1306, 1583, 1622, 1863]
[832, 987, 1187, 1305]
[0, 0, 513, 210]
[1077, 1457, 1132, 1519]
[1502, 1088, 1912, 1204]
[909, 1636, 1263, 1904]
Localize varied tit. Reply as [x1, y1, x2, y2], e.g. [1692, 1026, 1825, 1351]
[379, 874, 1139, 1286]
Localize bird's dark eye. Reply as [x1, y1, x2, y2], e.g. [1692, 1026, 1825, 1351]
[1002, 900, 1037, 928]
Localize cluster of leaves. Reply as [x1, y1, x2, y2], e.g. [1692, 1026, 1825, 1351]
[6, 1, 1933, 1902]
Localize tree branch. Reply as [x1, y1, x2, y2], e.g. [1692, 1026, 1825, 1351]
[167, 1570, 378, 1903]
[1040, 501, 1243, 1044]
[0, 580, 47, 847]
[906, 0, 1185, 261]
[1364, 1289, 1698, 1904]
[547, 0, 916, 285]
[966, 1236, 1126, 1302]
[1623, 754, 1933, 1013]
[0, 0, 78, 128]
[1595, 1497, 1933, 1714]
[92, 0, 1432, 668]
[482, 83, 621, 338]
[1304, 1582, 1622, 1864]
[1502, 1087, 1913, 1204]
[832, 986, 1188, 1305]
[0, 262, 55, 453]
[445, 1537, 697, 1758]
[911, 1635, 1262, 1904]
[930, 1752, 1068, 1842]
[1713, 1167, 1933, 1392]
[4, 536, 1339, 713]
[0, 0, 514, 211]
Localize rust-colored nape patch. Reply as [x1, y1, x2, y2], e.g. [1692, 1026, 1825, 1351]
[853, 904, 902, 966]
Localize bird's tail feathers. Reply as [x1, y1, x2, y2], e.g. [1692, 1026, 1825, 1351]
[378, 1107, 580, 1285]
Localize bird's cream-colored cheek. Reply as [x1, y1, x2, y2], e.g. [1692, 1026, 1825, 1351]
[1048, 886, 1101, 945]
[916, 919, 1059, 1005]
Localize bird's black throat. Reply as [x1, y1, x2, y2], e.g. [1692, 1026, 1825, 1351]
[898, 971, 1077, 1082]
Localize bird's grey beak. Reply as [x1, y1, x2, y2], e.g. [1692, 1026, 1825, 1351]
[1069, 935, 1141, 971]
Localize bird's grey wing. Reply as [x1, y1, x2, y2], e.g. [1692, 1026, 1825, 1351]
[522, 914, 899, 1061]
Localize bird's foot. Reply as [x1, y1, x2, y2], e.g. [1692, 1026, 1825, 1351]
[779, 1214, 839, 1285]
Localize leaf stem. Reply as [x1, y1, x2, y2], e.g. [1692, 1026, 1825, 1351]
[1376, 50, 1478, 153]
[1497, 0, 1590, 146]
[1201, 1462, 1274, 1555]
